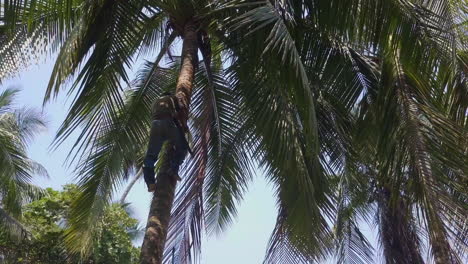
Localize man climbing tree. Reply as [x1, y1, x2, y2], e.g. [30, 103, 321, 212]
[143, 92, 191, 192]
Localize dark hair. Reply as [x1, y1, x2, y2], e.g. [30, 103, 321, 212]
[161, 91, 173, 96]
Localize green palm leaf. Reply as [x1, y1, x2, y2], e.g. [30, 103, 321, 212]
[0, 88, 46, 239]
[64, 58, 179, 255]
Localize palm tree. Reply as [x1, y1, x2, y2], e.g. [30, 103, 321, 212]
[330, 1, 467, 263]
[332, 6, 467, 261]
[0, 88, 47, 239]
[334, 44, 467, 264]
[2, 1, 330, 262]
[1, 0, 466, 263]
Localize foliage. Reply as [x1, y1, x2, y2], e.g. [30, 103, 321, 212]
[0, 87, 46, 239]
[92, 203, 141, 264]
[0, 185, 140, 264]
[0, 0, 467, 263]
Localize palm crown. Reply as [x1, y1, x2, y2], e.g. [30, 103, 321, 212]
[0, 88, 46, 239]
[0, 0, 466, 263]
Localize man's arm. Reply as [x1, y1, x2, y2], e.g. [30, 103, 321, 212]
[169, 95, 193, 154]
[171, 95, 190, 133]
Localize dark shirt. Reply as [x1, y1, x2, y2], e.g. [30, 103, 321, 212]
[151, 95, 180, 120]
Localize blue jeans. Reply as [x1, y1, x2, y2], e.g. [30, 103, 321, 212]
[143, 119, 187, 186]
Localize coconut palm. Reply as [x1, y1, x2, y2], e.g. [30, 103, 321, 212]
[0, 0, 466, 264]
[0, 88, 46, 239]
[226, 1, 466, 263]
[1, 1, 333, 262]
[331, 3, 468, 263]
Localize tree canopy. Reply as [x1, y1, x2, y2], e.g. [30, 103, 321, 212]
[0, 0, 466, 263]
[0, 185, 141, 264]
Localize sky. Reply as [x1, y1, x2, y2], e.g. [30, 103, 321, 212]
[2, 56, 279, 264]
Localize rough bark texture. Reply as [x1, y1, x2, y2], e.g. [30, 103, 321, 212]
[140, 167, 177, 264]
[174, 22, 199, 124]
[378, 187, 424, 264]
[140, 21, 198, 264]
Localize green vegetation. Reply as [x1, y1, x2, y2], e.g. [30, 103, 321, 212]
[0, 88, 46, 239]
[0, 0, 466, 263]
[0, 185, 140, 264]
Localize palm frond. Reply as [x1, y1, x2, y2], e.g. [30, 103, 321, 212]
[0, 207, 30, 240]
[0, 88, 17, 113]
[0, 0, 84, 82]
[64, 59, 178, 256]
[49, 0, 158, 162]
[0, 25, 46, 81]
[230, 1, 321, 165]
[0, 95, 46, 185]
[333, 162, 376, 264]
[163, 57, 250, 263]
[336, 217, 374, 264]
[394, 59, 466, 264]
[354, 47, 467, 263]
[0, 88, 45, 240]
[264, 207, 331, 264]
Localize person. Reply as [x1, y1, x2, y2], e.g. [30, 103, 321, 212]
[143, 91, 190, 192]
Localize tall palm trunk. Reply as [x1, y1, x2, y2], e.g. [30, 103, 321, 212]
[378, 187, 424, 264]
[140, 21, 198, 264]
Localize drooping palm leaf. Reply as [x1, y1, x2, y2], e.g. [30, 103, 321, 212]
[64, 59, 179, 255]
[0, 88, 46, 239]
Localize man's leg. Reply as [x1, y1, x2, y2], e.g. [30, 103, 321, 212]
[143, 120, 165, 191]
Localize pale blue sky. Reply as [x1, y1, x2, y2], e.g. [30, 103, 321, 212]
[2, 57, 280, 264]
